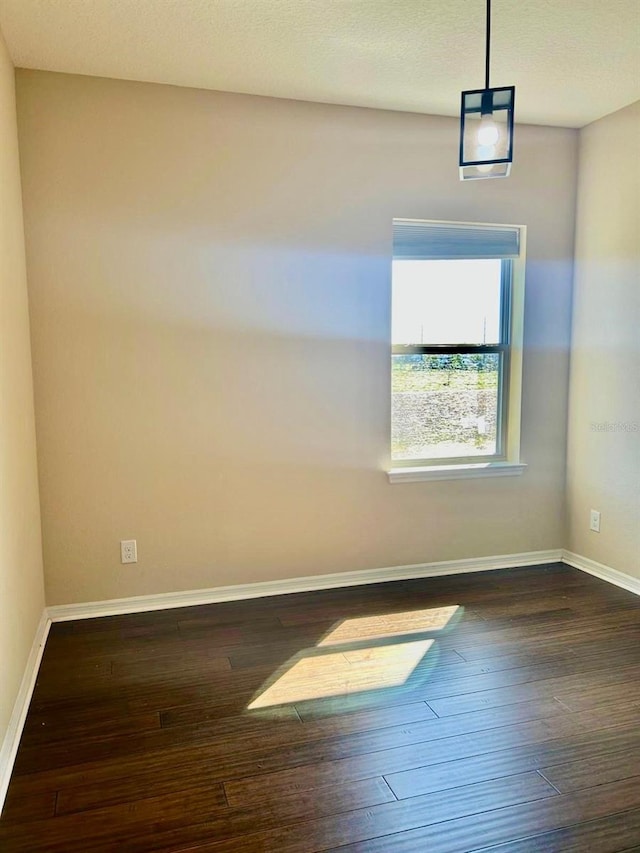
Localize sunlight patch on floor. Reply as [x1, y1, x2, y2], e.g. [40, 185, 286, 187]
[247, 639, 433, 709]
[318, 606, 460, 647]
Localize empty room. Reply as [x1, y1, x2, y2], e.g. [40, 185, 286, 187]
[0, 1, 639, 850]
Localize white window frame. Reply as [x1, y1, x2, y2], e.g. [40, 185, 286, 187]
[388, 220, 527, 484]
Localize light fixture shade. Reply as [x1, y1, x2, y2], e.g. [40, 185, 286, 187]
[459, 86, 515, 180]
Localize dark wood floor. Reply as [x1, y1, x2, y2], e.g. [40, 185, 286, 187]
[2, 563, 640, 852]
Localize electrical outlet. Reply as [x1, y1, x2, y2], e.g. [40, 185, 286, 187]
[120, 539, 137, 563]
[589, 510, 601, 533]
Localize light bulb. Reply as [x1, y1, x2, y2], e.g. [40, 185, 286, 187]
[476, 143, 496, 167]
[477, 117, 500, 146]
[477, 164, 494, 174]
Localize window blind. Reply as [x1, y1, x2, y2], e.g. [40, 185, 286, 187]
[393, 220, 521, 260]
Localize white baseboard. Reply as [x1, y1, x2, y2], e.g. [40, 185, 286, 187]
[562, 550, 640, 597]
[47, 549, 563, 622]
[0, 610, 51, 815]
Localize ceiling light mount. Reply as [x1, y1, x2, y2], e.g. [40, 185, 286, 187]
[459, 0, 515, 180]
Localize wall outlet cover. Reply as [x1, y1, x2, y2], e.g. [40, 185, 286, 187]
[121, 539, 138, 563]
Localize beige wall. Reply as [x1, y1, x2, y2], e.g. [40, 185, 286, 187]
[16, 70, 578, 606]
[0, 36, 44, 748]
[567, 102, 640, 576]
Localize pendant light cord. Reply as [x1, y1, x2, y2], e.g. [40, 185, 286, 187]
[485, 0, 491, 89]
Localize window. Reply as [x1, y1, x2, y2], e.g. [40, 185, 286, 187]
[389, 220, 526, 482]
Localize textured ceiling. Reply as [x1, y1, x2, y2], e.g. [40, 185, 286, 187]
[1, 0, 639, 127]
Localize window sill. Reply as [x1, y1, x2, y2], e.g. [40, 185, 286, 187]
[387, 461, 527, 483]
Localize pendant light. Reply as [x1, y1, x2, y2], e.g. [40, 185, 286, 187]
[459, 0, 515, 180]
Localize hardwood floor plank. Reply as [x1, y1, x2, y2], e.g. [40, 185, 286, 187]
[22, 697, 130, 728]
[454, 627, 640, 665]
[47, 609, 181, 635]
[556, 678, 640, 712]
[45, 619, 181, 654]
[168, 772, 557, 853]
[427, 663, 640, 717]
[111, 652, 231, 679]
[33, 657, 112, 686]
[20, 710, 161, 747]
[442, 609, 640, 658]
[473, 809, 640, 853]
[161, 699, 437, 741]
[223, 702, 640, 807]
[159, 701, 300, 729]
[86, 776, 395, 853]
[539, 746, 640, 793]
[28, 660, 285, 721]
[384, 725, 640, 801]
[416, 650, 640, 702]
[0, 790, 57, 823]
[0, 783, 228, 853]
[3, 564, 640, 851]
[15, 695, 568, 814]
[52, 700, 569, 813]
[324, 778, 640, 853]
[15, 690, 437, 778]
